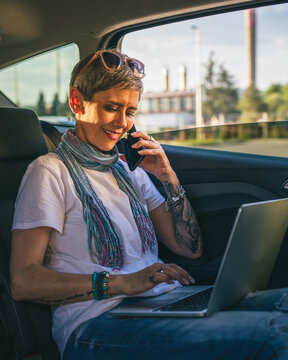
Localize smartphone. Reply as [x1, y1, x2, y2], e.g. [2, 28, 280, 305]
[124, 124, 145, 171]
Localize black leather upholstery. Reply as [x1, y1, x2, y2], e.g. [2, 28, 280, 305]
[0, 107, 48, 159]
[0, 107, 60, 359]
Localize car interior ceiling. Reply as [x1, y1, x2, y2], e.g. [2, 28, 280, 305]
[0, 0, 287, 359]
[0, 0, 280, 69]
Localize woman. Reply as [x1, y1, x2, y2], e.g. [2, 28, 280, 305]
[10, 49, 288, 359]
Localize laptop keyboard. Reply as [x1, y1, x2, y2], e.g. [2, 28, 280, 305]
[157, 287, 213, 312]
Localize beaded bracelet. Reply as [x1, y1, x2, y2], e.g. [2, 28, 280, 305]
[165, 185, 186, 211]
[92, 271, 100, 300]
[92, 271, 110, 300]
[101, 271, 110, 299]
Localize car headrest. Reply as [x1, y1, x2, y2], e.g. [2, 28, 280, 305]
[0, 107, 48, 159]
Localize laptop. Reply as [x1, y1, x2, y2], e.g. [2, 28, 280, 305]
[111, 198, 288, 318]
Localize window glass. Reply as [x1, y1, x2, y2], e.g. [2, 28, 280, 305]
[122, 3, 288, 157]
[0, 43, 79, 125]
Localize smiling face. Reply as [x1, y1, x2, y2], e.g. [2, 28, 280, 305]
[73, 86, 140, 152]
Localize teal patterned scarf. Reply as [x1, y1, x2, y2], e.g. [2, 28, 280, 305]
[56, 129, 157, 269]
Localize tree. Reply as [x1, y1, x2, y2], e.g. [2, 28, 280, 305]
[263, 84, 283, 120]
[202, 52, 239, 120]
[262, 83, 288, 121]
[36, 91, 47, 116]
[60, 94, 73, 117]
[204, 52, 216, 89]
[277, 83, 288, 120]
[50, 93, 60, 116]
[237, 86, 265, 122]
[217, 64, 234, 88]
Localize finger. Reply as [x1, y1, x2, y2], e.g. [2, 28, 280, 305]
[147, 263, 174, 285]
[151, 272, 174, 285]
[150, 267, 181, 285]
[137, 148, 163, 156]
[162, 264, 195, 285]
[131, 132, 159, 145]
[131, 139, 160, 149]
[152, 270, 191, 286]
[168, 263, 195, 283]
[130, 131, 150, 140]
[162, 267, 190, 286]
[170, 264, 195, 284]
[148, 273, 172, 285]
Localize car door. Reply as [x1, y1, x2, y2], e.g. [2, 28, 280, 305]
[159, 144, 288, 289]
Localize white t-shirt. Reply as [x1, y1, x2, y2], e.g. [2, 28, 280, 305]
[12, 152, 178, 356]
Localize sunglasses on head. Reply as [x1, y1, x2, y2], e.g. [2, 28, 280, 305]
[74, 49, 145, 82]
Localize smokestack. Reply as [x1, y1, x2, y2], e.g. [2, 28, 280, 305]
[161, 68, 169, 91]
[179, 65, 187, 91]
[245, 9, 256, 87]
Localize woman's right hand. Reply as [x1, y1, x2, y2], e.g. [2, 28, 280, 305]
[110, 262, 195, 296]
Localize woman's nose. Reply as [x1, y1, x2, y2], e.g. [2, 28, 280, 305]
[114, 110, 127, 128]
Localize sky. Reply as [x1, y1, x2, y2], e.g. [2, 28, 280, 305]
[0, 2, 287, 106]
[122, 3, 288, 93]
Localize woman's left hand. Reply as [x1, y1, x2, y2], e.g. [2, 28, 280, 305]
[121, 131, 175, 182]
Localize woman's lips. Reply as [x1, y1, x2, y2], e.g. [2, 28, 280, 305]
[103, 128, 121, 140]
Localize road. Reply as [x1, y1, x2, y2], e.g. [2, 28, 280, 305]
[165, 138, 288, 158]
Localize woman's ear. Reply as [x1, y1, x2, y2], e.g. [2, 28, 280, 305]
[69, 87, 84, 114]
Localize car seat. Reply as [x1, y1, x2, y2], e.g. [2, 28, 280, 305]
[40, 120, 62, 152]
[0, 107, 60, 359]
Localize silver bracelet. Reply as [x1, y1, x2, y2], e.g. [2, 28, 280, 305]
[165, 185, 185, 211]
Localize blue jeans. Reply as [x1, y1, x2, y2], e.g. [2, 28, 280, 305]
[63, 288, 288, 360]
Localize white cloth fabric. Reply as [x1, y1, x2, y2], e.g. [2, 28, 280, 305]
[12, 152, 178, 356]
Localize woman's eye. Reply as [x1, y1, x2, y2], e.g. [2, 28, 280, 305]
[105, 106, 117, 112]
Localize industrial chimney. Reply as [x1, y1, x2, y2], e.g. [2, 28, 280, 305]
[161, 68, 169, 91]
[179, 65, 187, 91]
[245, 9, 256, 87]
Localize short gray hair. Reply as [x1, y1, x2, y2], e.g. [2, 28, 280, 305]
[70, 49, 144, 101]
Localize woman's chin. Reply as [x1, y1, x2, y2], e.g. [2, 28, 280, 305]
[94, 142, 116, 153]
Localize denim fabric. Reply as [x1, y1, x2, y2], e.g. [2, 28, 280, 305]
[63, 288, 288, 360]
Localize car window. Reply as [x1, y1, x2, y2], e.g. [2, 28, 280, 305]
[122, 3, 288, 157]
[0, 43, 79, 126]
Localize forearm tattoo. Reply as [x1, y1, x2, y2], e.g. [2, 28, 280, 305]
[37, 290, 93, 306]
[163, 181, 202, 254]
